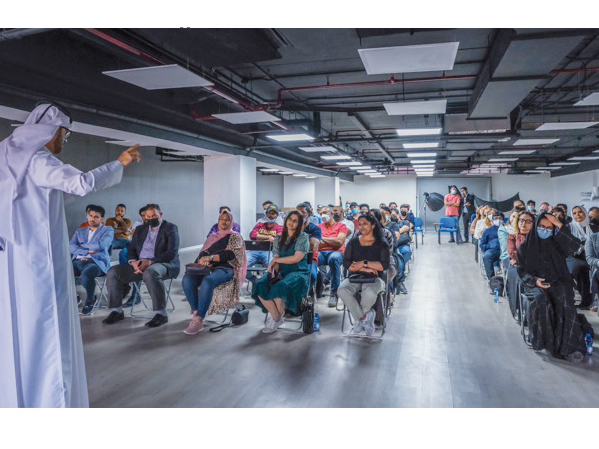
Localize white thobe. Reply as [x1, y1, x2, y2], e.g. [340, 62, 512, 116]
[0, 149, 123, 407]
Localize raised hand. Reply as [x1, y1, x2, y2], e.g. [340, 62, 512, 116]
[117, 144, 142, 167]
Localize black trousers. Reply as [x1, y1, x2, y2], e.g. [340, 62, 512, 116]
[462, 213, 471, 241]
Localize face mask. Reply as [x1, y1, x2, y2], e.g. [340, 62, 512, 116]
[321, 214, 331, 223]
[515, 206, 525, 212]
[400, 210, 407, 217]
[451, 189, 458, 194]
[145, 218, 160, 227]
[266, 217, 277, 223]
[390, 216, 399, 223]
[333, 213, 341, 221]
[537, 227, 553, 239]
[351, 208, 359, 215]
[493, 219, 502, 227]
[488, 214, 494, 221]
[590, 218, 599, 233]
[539, 208, 548, 214]
[527, 205, 534, 211]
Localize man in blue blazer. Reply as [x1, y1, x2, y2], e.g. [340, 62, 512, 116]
[69, 205, 114, 315]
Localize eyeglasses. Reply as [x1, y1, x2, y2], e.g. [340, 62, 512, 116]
[518, 219, 533, 225]
[61, 127, 72, 141]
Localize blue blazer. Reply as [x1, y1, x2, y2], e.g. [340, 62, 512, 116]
[69, 224, 114, 273]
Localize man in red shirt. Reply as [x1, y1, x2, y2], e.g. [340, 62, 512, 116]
[444, 185, 463, 243]
[317, 205, 348, 307]
[246, 204, 283, 283]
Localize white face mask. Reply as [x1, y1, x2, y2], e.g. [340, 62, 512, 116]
[488, 214, 494, 221]
[320, 214, 331, 223]
[493, 219, 502, 227]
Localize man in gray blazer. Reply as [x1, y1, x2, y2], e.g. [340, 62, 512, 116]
[69, 205, 114, 315]
[104, 203, 180, 328]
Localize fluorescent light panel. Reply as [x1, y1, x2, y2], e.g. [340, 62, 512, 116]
[103, 64, 214, 90]
[336, 161, 363, 166]
[402, 142, 439, 149]
[320, 155, 351, 160]
[278, 171, 293, 175]
[410, 159, 436, 164]
[396, 128, 442, 137]
[369, 175, 386, 178]
[306, 176, 317, 179]
[293, 174, 307, 177]
[574, 93, 599, 107]
[299, 146, 338, 153]
[406, 152, 437, 158]
[550, 162, 579, 165]
[259, 168, 279, 172]
[212, 111, 280, 124]
[568, 156, 599, 161]
[535, 167, 561, 170]
[524, 170, 548, 173]
[384, 99, 447, 116]
[513, 138, 559, 146]
[350, 165, 371, 170]
[358, 42, 459, 75]
[499, 150, 536, 155]
[487, 158, 518, 162]
[267, 133, 314, 142]
[358, 170, 377, 173]
[535, 121, 599, 131]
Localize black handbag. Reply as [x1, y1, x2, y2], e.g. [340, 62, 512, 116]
[348, 272, 377, 283]
[209, 305, 249, 332]
[396, 231, 411, 246]
[185, 263, 212, 276]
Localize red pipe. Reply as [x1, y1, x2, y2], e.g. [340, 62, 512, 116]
[86, 29, 166, 65]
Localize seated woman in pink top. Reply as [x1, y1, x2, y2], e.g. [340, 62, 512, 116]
[444, 185, 462, 243]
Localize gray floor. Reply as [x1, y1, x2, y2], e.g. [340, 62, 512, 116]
[81, 237, 599, 408]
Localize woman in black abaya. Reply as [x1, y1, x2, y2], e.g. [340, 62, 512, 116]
[517, 213, 593, 362]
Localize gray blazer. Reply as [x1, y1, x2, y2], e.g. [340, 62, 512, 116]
[585, 232, 599, 294]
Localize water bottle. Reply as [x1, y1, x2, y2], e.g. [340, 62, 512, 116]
[585, 332, 593, 357]
[493, 288, 499, 303]
[314, 312, 320, 332]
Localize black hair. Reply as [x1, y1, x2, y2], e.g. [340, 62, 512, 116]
[589, 207, 599, 214]
[219, 206, 231, 213]
[88, 205, 105, 218]
[527, 200, 536, 205]
[296, 202, 313, 214]
[461, 187, 468, 191]
[400, 204, 410, 210]
[358, 213, 383, 244]
[556, 203, 568, 211]
[116, 203, 126, 209]
[389, 202, 397, 207]
[449, 185, 459, 193]
[144, 203, 161, 213]
[262, 200, 273, 207]
[279, 210, 304, 249]
[358, 203, 369, 210]
[85, 204, 95, 212]
[138, 206, 147, 216]
[495, 212, 505, 221]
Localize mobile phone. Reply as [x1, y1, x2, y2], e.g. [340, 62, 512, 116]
[540, 281, 550, 287]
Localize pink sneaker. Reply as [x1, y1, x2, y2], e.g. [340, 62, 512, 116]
[183, 315, 204, 335]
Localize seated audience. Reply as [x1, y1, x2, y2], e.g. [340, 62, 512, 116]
[259, 200, 285, 225]
[246, 204, 283, 283]
[507, 211, 534, 265]
[317, 205, 348, 307]
[567, 206, 593, 309]
[539, 202, 551, 214]
[512, 199, 526, 214]
[182, 210, 246, 335]
[359, 203, 370, 213]
[119, 205, 148, 306]
[79, 204, 102, 227]
[480, 212, 504, 280]
[207, 206, 241, 237]
[388, 201, 398, 210]
[470, 206, 484, 238]
[556, 203, 572, 223]
[70, 205, 114, 315]
[253, 211, 310, 334]
[297, 202, 322, 294]
[497, 213, 512, 272]
[551, 206, 567, 223]
[105, 203, 131, 250]
[337, 214, 389, 336]
[517, 213, 592, 362]
[387, 208, 411, 294]
[342, 208, 356, 243]
[307, 201, 322, 225]
[379, 202, 387, 210]
[103, 204, 180, 328]
[474, 206, 492, 240]
[400, 203, 415, 225]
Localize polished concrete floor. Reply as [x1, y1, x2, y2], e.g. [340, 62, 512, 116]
[81, 236, 599, 407]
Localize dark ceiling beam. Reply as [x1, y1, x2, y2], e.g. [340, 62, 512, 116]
[0, 28, 55, 41]
[552, 160, 599, 177]
[347, 112, 395, 162]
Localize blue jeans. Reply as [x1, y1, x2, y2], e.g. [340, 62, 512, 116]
[112, 237, 129, 250]
[398, 244, 412, 263]
[72, 259, 103, 305]
[182, 267, 234, 318]
[309, 262, 318, 290]
[246, 250, 272, 280]
[317, 250, 343, 294]
[395, 251, 406, 282]
[482, 248, 501, 280]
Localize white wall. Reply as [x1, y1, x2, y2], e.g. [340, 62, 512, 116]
[283, 177, 315, 208]
[256, 173, 284, 211]
[340, 174, 418, 209]
[315, 177, 341, 206]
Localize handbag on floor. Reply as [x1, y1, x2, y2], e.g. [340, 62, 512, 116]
[209, 304, 250, 332]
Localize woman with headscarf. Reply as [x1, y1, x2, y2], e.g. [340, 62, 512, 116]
[0, 102, 141, 408]
[182, 210, 247, 335]
[517, 212, 593, 362]
[505, 211, 534, 318]
[567, 206, 593, 309]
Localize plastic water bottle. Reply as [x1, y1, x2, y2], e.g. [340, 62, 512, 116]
[585, 333, 593, 357]
[493, 288, 499, 304]
[314, 312, 320, 332]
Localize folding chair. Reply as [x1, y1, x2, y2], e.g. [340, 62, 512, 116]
[341, 271, 389, 339]
[435, 217, 460, 245]
[89, 275, 109, 314]
[244, 240, 273, 294]
[130, 278, 175, 319]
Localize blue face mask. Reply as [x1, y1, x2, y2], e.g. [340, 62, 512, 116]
[351, 208, 359, 215]
[537, 227, 553, 239]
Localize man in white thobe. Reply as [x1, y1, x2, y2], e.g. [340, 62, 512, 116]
[0, 102, 141, 407]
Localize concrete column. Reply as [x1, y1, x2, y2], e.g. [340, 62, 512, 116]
[203, 155, 256, 240]
[315, 177, 341, 206]
[283, 177, 315, 208]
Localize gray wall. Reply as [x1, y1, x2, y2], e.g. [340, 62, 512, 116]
[0, 118, 204, 248]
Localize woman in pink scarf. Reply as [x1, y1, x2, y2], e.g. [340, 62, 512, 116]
[182, 210, 247, 334]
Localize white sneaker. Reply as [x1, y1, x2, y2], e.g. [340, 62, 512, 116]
[363, 309, 377, 336]
[262, 316, 284, 334]
[352, 319, 364, 334]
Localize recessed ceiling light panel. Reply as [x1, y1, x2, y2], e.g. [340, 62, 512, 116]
[535, 122, 599, 131]
[396, 128, 442, 137]
[212, 111, 280, 124]
[402, 142, 440, 149]
[406, 152, 437, 158]
[499, 150, 536, 155]
[487, 158, 518, 162]
[549, 162, 579, 165]
[320, 155, 352, 160]
[103, 64, 214, 90]
[410, 159, 436, 164]
[267, 133, 314, 142]
[299, 146, 338, 153]
[384, 99, 447, 116]
[568, 156, 599, 161]
[358, 42, 459, 75]
[337, 161, 363, 166]
[513, 138, 559, 146]
[574, 93, 599, 107]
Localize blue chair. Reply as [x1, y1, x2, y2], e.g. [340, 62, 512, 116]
[413, 217, 424, 248]
[436, 217, 460, 245]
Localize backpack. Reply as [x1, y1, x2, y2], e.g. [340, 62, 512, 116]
[489, 276, 504, 296]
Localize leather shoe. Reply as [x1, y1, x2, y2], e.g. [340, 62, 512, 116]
[102, 311, 125, 324]
[145, 313, 168, 328]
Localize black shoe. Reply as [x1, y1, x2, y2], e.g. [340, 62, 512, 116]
[578, 303, 592, 310]
[399, 282, 408, 294]
[81, 302, 95, 315]
[122, 295, 142, 308]
[102, 311, 125, 324]
[145, 313, 168, 328]
[448, 239, 456, 243]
